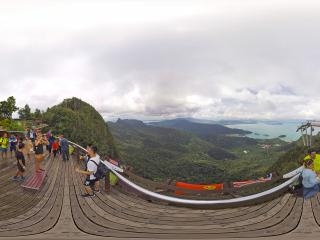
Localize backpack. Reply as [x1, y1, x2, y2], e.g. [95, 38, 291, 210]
[89, 160, 109, 179]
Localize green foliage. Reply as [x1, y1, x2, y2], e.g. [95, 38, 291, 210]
[43, 97, 119, 158]
[109, 119, 291, 183]
[0, 119, 24, 131]
[33, 108, 43, 120]
[0, 96, 18, 120]
[18, 104, 32, 120]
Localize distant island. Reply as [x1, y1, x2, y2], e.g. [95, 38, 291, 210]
[278, 135, 286, 138]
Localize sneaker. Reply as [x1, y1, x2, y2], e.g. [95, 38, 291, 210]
[11, 176, 18, 181]
[81, 193, 95, 198]
[19, 176, 26, 181]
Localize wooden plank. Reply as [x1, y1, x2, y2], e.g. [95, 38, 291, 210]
[0, 157, 55, 220]
[69, 157, 293, 238]
[0, 159, 63, 235]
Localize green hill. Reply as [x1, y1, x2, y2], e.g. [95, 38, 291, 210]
[43, 97, 118, 158]
[109, 119, 291, 183]
[108, 119, 227, 183]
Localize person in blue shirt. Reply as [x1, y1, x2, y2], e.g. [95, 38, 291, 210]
[302, 159, 320, 199]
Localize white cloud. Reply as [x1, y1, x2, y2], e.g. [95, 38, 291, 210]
[1, 0, 320, 120]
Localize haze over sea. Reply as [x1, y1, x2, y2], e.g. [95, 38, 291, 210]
[224, 121, 308, 142]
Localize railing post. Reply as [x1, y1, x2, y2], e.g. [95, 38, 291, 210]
[105, 169, 110, 193]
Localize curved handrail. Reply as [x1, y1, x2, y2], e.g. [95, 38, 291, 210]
[69, 140, 300, 207]
[283, 166, 303, 179]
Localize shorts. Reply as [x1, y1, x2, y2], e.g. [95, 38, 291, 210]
[0, 147, 7, 153]
[83, 177, 99, 187]
[10, 145, 16, 152]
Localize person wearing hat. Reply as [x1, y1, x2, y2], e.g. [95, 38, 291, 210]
[303, 149, 320, 174]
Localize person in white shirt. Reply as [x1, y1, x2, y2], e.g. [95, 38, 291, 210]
[76, 145, 100, 197]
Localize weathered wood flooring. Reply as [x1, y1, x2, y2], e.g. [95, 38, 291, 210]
[0, 154, 320, 240]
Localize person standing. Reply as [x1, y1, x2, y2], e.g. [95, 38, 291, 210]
[59, 135, 69, 161]
[34, 130, 49, 172]
[26, 128, 36, 146]
[11, 143, 26, 181]
[9, 134, 17, 158]
[0, 132, 9, 161]
[51, 138, 60, 160]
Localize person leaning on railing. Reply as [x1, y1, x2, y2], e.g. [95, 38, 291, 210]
[302, 159, 320, 199]
[303, 149, 320, 174]
[75, 145, 101, 197]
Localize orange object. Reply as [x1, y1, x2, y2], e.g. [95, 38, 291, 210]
[175, 181, 223, 195]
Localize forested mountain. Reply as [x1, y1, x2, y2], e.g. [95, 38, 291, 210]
[149, 118, 251, 137]
[43, 97, 119, 158]
[108, 119, 228, 183]
[109, 119, 291, 183]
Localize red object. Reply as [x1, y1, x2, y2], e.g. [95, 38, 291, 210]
[175, 181, 223, 195]
[109, 158, 119, 166]
[21, 171, 47, 190]
[52, 142, 59, 150]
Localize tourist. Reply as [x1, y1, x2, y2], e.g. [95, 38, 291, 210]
[75, 145, 101, 197]
[59, 134, 69, 161]
[8, 134, 17, 158]
[302, 159, 320, 199]
[34, 129, 49, 172]
[47, 134, 55, 156]
[11, 142, 26, 181]
[303, 149, 320, 173]
[26, 127, 36, 145]
[51, 138, 60, 160]
[0, 132, 9, 161]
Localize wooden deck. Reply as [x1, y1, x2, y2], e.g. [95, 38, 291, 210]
[1, 155, 320, 240]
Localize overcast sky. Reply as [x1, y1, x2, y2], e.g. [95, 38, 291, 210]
[1, 0, 320, 121]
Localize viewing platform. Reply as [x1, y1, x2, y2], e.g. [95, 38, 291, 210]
[0, 151, 320, 240]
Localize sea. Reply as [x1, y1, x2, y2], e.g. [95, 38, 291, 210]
[224, 121, 310, 142]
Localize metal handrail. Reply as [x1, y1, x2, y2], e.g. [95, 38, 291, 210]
[69, 140, 300, 206]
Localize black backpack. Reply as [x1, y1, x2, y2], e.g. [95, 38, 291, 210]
[89, 160, 109, 179]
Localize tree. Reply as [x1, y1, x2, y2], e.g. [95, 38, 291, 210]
[0, 96, 18, 120]
[18, 104, 32, 120]
[33, 108, 42, 119]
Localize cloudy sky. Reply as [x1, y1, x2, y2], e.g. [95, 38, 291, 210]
[1, 0, 320, 121]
